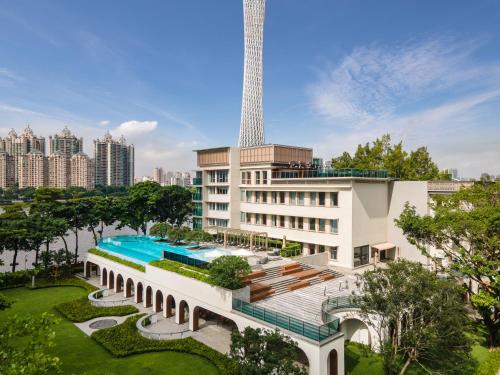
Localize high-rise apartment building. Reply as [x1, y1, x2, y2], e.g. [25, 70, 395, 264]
[48, 151, 71, 188]
[49, 126, 83, 158]
[153, 167, 164, 184]
[94, 132, 134, 187]
[18, 150, 48, 189]
[238, 0, 266, 148]
[71, 152, 94, 189]
[0, 152, 15, 189]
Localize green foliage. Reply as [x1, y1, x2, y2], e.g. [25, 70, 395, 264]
[395, 182, 500, 348]
[91, 314, 231, 373]
[228, 327, 307, 375]
[0, 270, 34, 289]
[154, 185, 193, 226]
[88, 248, 145, 272]
[149, 259, 211, 284]
[55, 298, 138, 323]
[28, 277, 98, 292]
[0, 292, 12, 310]
[184, 229, 213, 243]
[0, 312, 61, 374]
[331, 134, 441, 180]
[266, 239, 283, 249]
[357, 260, 474, 375]
[280, 242, 302, 257]
[149, 222, 171, 238]
[475, 349, 500, 375]
[208, 256, 251, 290]
[0, 204, 30, 272]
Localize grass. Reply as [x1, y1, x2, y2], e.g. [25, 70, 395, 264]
[89, 248, 146, 272]
[0, 286, 220, 375]
[55, 297, 139, 322]
[149, 259, 212, 284]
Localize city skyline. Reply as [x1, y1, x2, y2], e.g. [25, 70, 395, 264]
[0, 0, 499, 178]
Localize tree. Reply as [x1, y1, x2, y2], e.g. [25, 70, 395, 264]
[154, 185, 193, 226]
[229, 327, 307, 375]
[330, 134, 441, 180]
[91, 196, 118, 241]
[208, 256, 251, 289]
[149, 223, 171, 239]
[0, 204, 29, 272]
[356, 260, 473, 375]
[395, 182, 500, 348]
[0, 312, 61, 374]
[184, 230, 213, 243]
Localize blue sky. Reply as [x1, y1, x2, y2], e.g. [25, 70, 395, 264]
[0, 0, 499, 178]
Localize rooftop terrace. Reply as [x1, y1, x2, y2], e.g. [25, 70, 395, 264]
[271, 168, 388, 180]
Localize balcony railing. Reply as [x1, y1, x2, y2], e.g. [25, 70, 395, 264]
[192, 208, 202, 217]
[233, 298, 339, 342]
[321, 295, 360, 324]
[193, 177, 202, 185]
[192, 193, 202, 201]
[272, 168, 388, 180]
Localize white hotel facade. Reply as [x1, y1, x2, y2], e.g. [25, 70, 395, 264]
[192, 144, 453, 270]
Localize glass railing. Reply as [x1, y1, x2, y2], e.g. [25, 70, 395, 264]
[192, 193, 202, 201]
[272, 168, 388, 179]
[193, 178, 202, 185]
[233, 298, 339, 342]
[321, 295, 360, 323]
[192, 208, 202, 217]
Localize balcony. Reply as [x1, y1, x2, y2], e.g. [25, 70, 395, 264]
[192, 193, 202, 201]
[272, 168, 388, 180]
[192, 208, 202, 217]
[193, 177, 202, 185]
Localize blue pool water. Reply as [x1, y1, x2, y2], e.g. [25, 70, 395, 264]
[97, 235, 247, 265]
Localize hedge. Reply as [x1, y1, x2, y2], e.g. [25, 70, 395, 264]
[149, 259, 212, 284]
[91, 314, 232, 374]
[280, 242, 302, 257]
[88, 248, 146, 272]
[55, 297, 138, 322]
[0, 270, 34, 289]
[28, 277, 98, 293]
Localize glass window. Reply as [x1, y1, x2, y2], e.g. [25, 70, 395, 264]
[290, 216, 296, 229]
[262, 214, 267, 226]
[272, 192, 277, 204]
[298, 192, 305, 205]
[246, 191, 252, 202]
[217, 170, 228, 183]
[279, 215, 285, 227]
[309, 218, 316, 231]
[255, 171, 261, 185]
[279, 192, 285, 204]
[255, 191, 261, 203]
[272, 215, 277, 226]
[262, 191, 267, 203]
[319, 245, 325, 253]
[319, 192, 325, 206]
[310, 192, 316, 206]
[353, 245, 370, 267]
[319, 219, 325, 232]
[255, 214, 261, 225]
[330, 246, 338, 260]
[241, 190, 245, 202]
[290, 192, 296, 205]
[246, 213, 252, 223]
[331, 192, 338, 206]
[262, 171, 268, 184]
[240, 212, 246, 223]
[331, 219, 338, 234]
[298, 217, 303, 230]
[208, 187, 215, 194]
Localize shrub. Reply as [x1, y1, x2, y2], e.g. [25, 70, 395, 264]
[184, 229, 214, 243]
[0, 292, 12, 310]
[280, 242, 302, 257]
[266, 239, 283, 249]
[0, 269, 34, 289]
[208, 256, 251, 290]
[476, 349, 500, 375]
[28, 277, 98, 293]
[88, 248, 145, 272]
[149, 259, 212, 284]
[91, 314, 232, 373]
[55, 297, 138, 322]
[149, 222, 171, 238]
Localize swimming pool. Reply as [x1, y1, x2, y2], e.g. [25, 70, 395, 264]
[97, 235, 254, 265]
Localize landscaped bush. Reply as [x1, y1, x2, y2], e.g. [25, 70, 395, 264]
[91, 314, 232, 374]
[476, 349, 500, 375]
[266, 239, 283, 249]
[0, 292, 12, 310]
[280, 242, 302, 257]
[55, 297, 138, 322]
[0, 269, 34, 289]
[208, 256, 251, 290]
[28, 277, 98, 292]
[88, 248, 146, 272]
[149, 259, 212, 284]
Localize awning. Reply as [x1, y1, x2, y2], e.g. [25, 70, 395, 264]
[371, 242, 396, 251]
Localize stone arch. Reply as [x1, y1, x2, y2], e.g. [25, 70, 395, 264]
[85, 261, 100, 278]
[155, 290, 163, 313]
[339, 318, 371, 346]
[328, 349, 338, 375]
[191, 305, 238, 332]
[165, 295, 176, 318]
[178, 300, 189, 324]
[294, 347, 310, 374]
[108, 270, 115, 290]
[101, 268, 108, 286]
[145, 286, 153, 308]
[125, 278, 134, 298]
[136, 282, 144, 304]
[115, 274, 124, 293]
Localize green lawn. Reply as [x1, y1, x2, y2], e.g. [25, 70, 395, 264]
[0, 286, 219, 375]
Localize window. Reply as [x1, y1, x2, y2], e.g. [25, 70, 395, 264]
[318, 219, 325, 232]
[208, 202, 215, 210]
[354, 245, 370, 267]
[330, 246, 338, 260]
[217, 170, 228, 183]
[241, 190, 245, 202]
[255, 214, 261, 225]
[208, 171, 216, 183]
[290, 216, 296, 229]
[331, 219, 338, 234]
[255, 171, 261, 185]
[290, 192, 296, 205]
[217, 187, 228, 194]
[262, 171, 268, 184]
[298, 192, 305, 205]
[262, 191, 267, 203]
[309, 218, 316, 231]
[255, 191, 261, 203]
[279, 192, 285, 204]
[240, 212, 246, 223]
[297, 217, 303, 230]
[241, 171, 251, 184]
[246, 213, 252, 223]
[271, 192, 277, 204]
[208, 187, 216, 194]
[319, 245, 325, 253]
[310, 192, 316, 206]
[331, 192, 339, 206]
[246, 191, 252, 202]
[272, 215, 277, 226]
[216, 203, 228, 211]
[319, 192, 325, 206]
[262, 214, 267, 226]
[279, 216, 285, 227]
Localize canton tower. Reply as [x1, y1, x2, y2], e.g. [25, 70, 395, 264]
[238, 0, 266, 148]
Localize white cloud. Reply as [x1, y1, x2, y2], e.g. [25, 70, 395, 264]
[99, 120, 110, 126]
[111, 120, 158, 137]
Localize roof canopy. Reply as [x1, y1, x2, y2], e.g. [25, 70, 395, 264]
[371, 242, 396, 251]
